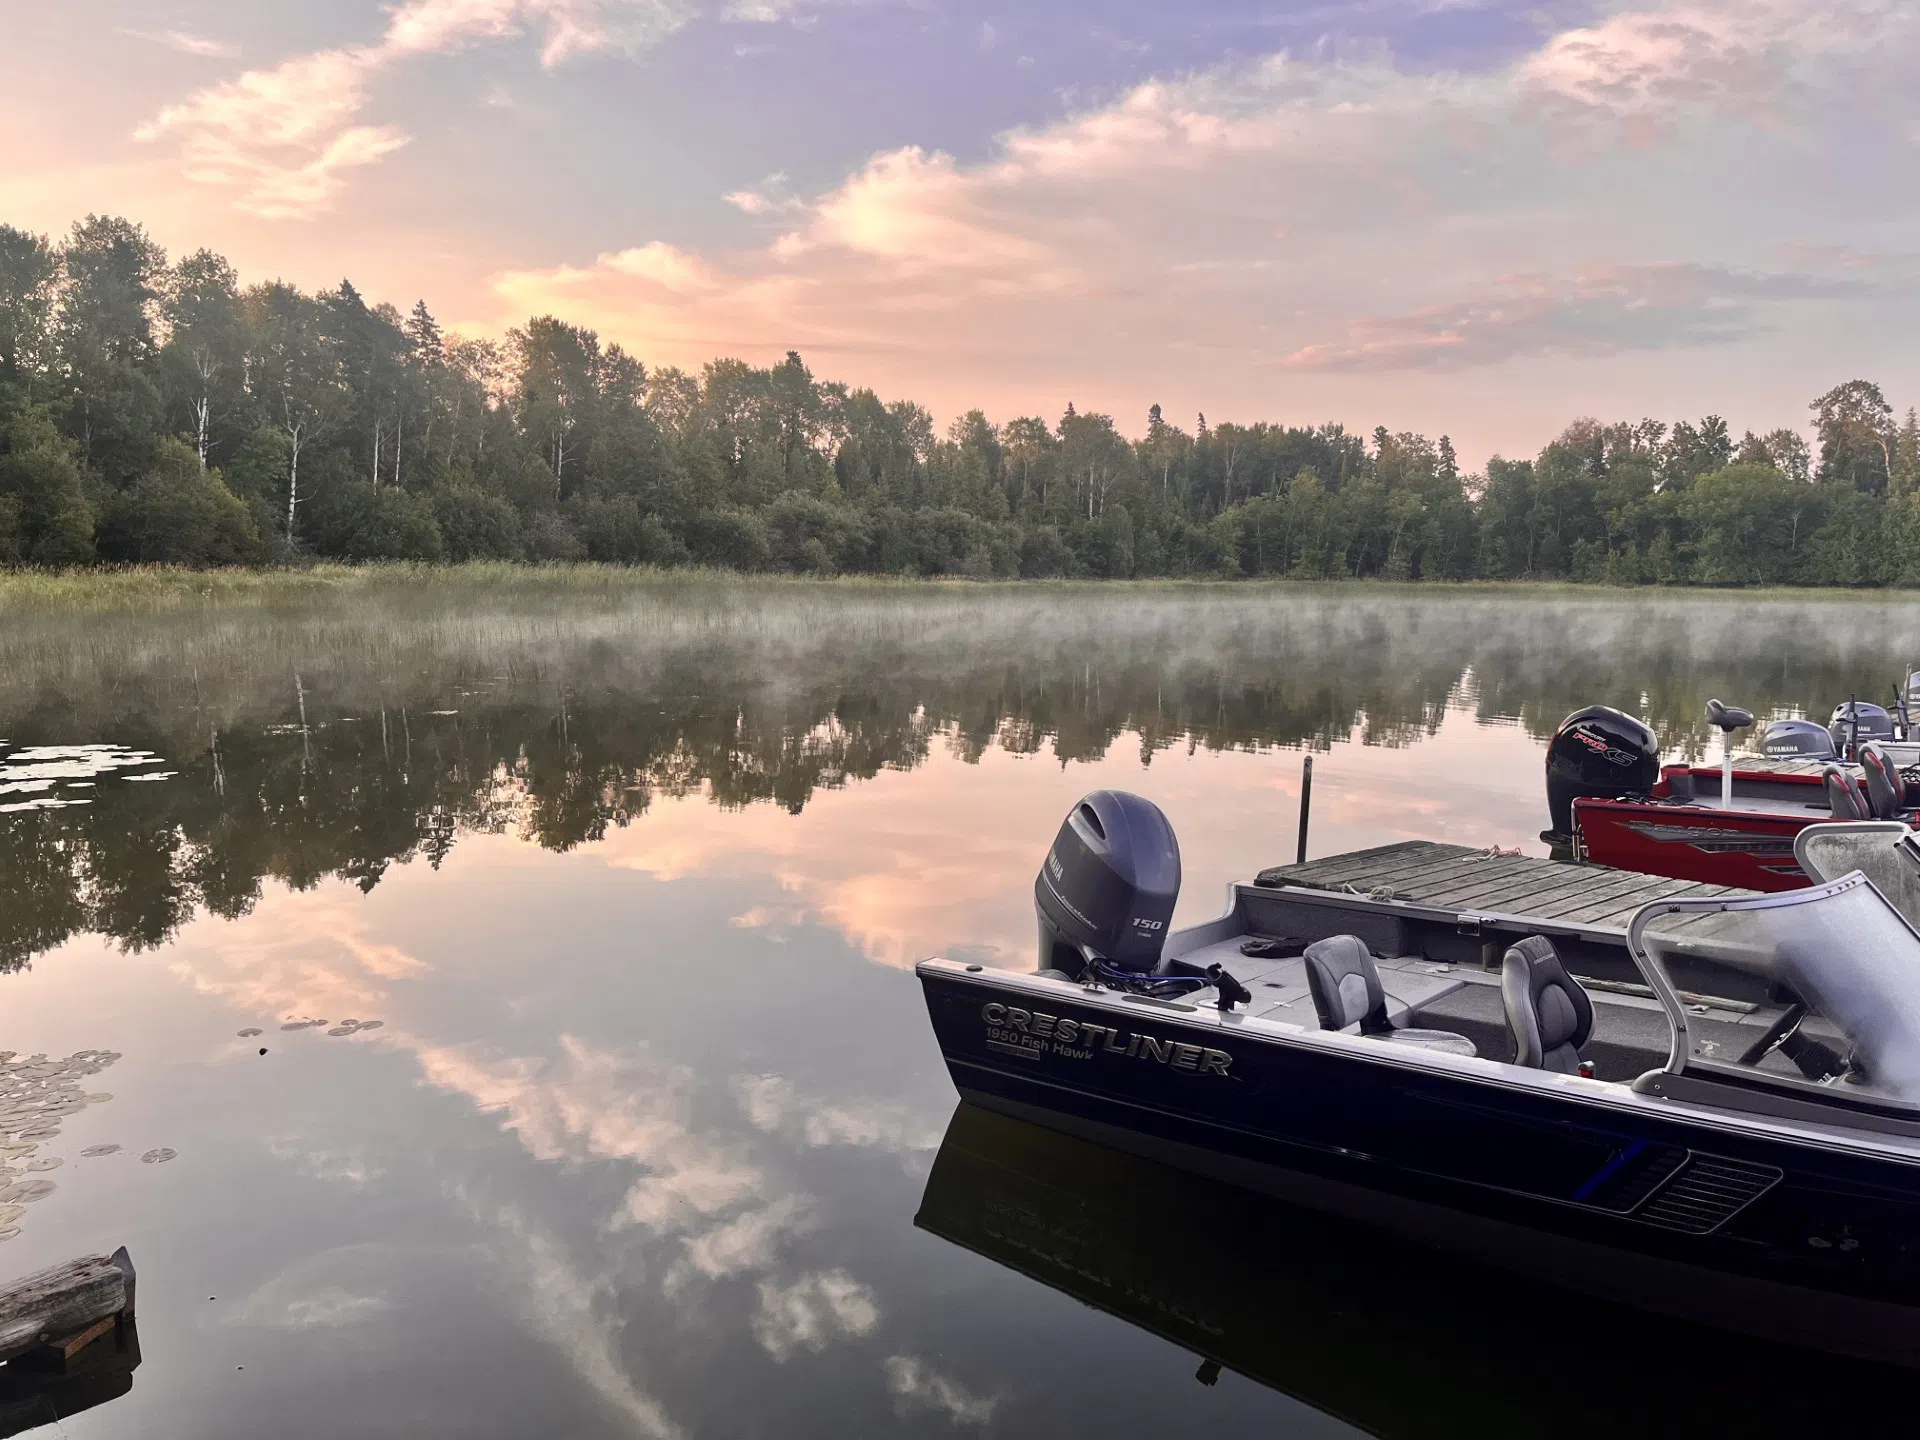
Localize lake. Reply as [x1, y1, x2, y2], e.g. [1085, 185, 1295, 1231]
[2, 576, 1917, 1437]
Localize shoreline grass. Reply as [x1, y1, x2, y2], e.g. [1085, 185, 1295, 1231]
[2, 562, 1919, 613]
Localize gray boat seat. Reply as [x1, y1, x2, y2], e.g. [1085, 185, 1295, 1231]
[1824, 765, 1872, 821]
[1302, 935, 1476, 1057]
[1857, 742, 1907, 820]
[1501, 935, 1593, 1074]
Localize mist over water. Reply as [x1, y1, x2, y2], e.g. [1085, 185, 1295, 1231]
[1, 578, 1915, 1437]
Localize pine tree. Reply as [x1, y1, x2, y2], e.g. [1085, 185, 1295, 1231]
[404, 299, 443, 367]
[1893, 407, 1920, 495]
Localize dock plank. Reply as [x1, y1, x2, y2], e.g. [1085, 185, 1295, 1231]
[1420, 863, 1648, 914]
[1547, 879, 1733, 929]
[1257, 847, 1758, 939]
[1523, 869, 1695, 921]
[1273, 848, 1532, 898]
[1258, 842, 1471, 891]
[1327, 853, 1545, 899]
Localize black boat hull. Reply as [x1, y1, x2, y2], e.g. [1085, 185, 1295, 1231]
[919, 963, 1920, 1364]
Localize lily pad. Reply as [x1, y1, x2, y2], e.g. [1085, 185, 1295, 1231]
[140, 1148, 176, 1165]
[80, 1145, 120, 1158]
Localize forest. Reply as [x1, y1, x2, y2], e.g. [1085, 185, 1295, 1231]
[5, 213, 1920, 585]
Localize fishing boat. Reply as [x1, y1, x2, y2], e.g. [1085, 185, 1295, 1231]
[916, 791, 1920, 1363]
[1547, 698, 1920, 890]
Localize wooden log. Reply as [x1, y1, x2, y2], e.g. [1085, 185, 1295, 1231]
[0, 1251, 132, 1364]
[28, 1314, 117, 1364]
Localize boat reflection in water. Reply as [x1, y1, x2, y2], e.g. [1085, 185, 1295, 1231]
[916, 1104, 1912, 1439]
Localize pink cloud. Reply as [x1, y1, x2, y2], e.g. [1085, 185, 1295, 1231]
[1280, 263, 1863, 374]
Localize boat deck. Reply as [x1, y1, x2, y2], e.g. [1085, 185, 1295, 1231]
[1253, 840, 1755, 936]
[1151, 840, 1788, 1072]
[1171, 841, 1781, 1003]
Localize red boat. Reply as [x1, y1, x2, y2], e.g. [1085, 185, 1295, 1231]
[1545, 700, 1919, 892]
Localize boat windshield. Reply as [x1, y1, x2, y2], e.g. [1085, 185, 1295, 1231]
[1628, 873, 1920, 1109]
[1794, 822, 1920, 928]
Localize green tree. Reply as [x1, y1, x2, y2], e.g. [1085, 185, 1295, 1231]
[0, 409, 96, 563]
[98, 437, 259, 564]
[160, 249, 249, 468]
[1684, 463, 1821, 584]
[0, 226, 57, 407]
[1811, 380, 1894, 493]
[55, 215, 167, 480]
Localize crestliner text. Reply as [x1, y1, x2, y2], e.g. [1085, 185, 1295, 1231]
[981, 1001, 1233, 1076]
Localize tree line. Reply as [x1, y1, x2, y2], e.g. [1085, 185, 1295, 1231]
[4, 213, 1920, 583]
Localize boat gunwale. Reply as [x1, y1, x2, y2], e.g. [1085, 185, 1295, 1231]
[916, 957, 1920, 1162]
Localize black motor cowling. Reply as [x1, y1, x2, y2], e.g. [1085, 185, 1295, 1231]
[1830, 701, 1894, 755]
[1036, 790, 1180, 976]
[1758, 718, 1837, 761]
[1545, 705, 1660, 839]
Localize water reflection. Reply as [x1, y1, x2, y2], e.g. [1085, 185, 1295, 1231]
[4, 585, 1918, 971]
[2, 583, 1919, 1437]
[919, 1104, 1912, 1438]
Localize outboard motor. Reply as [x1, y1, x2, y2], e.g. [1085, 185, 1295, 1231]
[1830, 701, 1895, 758]
[1544, 706, 1660, 840]
[1036, 790, 1180, 978]
[1758, 718, 1838, 761]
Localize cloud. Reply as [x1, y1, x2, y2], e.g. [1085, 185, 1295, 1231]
[166, 884, 422, 1022]
[733, 1073, 942, 1158]
[234, 1284, 390, 1329]
[674, 1193, 813, 1282]
[132, 0, 703, 218]
[1280, 263, 1863, 372]
[226, 1245, 402, 1331]
[725, 173, 799, 216]
[133, 47, 405, 219]
[122, 28, 242, 60]
[751, 1270, 878, 1361]
[465, 1198, 685, 1439]
[884, 1355, 999, 1426]
[483, 0, 1920, 454]
[132, 0, 876, 218]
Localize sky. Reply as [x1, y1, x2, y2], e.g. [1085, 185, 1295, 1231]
[3, 0, 1918, 464]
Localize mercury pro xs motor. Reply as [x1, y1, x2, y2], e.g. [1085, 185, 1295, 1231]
[1036, 790, 1180, 981]
[1544, 706, 1660, 843]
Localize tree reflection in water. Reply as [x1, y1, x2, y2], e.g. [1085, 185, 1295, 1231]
[3, 580, 1915, 970]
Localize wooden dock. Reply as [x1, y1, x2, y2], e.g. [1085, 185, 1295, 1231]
[1250, 841, 1761, 964]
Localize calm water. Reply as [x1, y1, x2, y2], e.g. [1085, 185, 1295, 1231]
[2, 580, 1919, 1437]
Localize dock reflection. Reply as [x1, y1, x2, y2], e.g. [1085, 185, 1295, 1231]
[915, 1103, 1912, 1438]
[0, 1320, 139, 1437]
